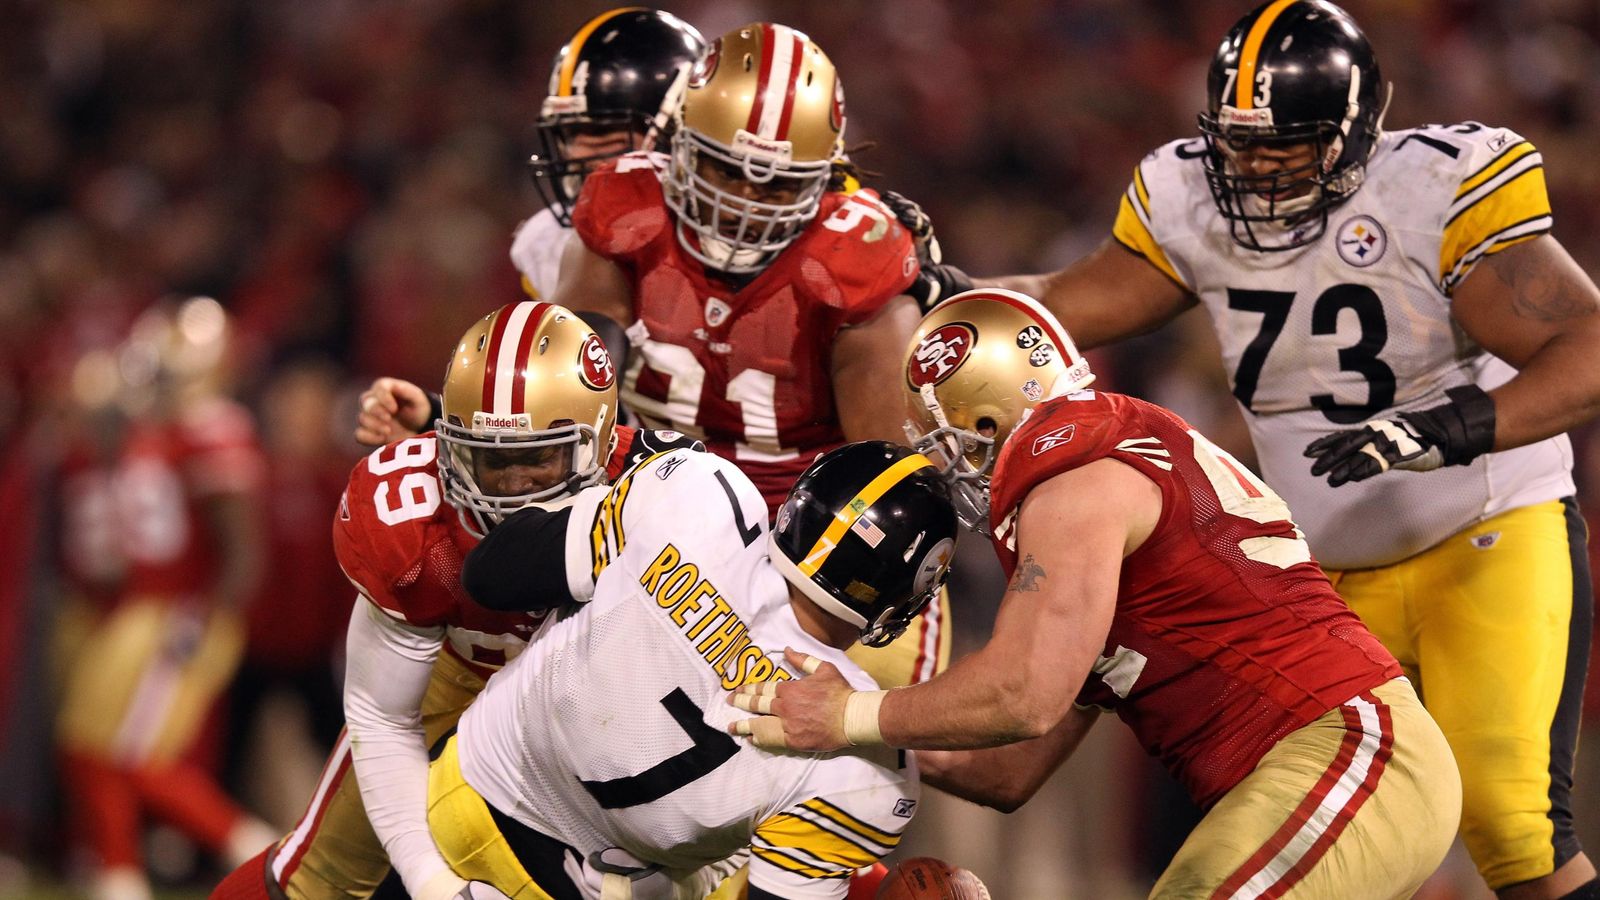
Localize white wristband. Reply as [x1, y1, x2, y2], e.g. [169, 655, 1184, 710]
[842, 690, 888, 746]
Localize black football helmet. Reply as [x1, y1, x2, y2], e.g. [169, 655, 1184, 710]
[769, 442, 958, 648]
[529, 8, 705, 225]
[1197, 0, 1388, 251]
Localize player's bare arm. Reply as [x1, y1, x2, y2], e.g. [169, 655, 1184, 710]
[552, 233, 635, 326]
[916, 706, 1100, 812]
[831, 294, 923, 445]
[736, 457, 1157, 752]
[1451, 234, 1600, 449]
[978, 237, 1195, 351]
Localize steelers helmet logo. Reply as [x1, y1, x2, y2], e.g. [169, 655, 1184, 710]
[1336, 215, 1387, 268]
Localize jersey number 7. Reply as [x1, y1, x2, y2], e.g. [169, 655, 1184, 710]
[578, 688, 739, 808]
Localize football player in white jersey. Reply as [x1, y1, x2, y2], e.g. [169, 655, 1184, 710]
[354, 8, 704, 448]
[917, 2, 1600, 897]
[423, 442, 956, 899]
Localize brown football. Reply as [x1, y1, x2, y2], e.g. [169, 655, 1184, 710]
[876, 857, 992, 900]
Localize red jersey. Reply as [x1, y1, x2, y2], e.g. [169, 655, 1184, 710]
[333, 425, 665, 677]
[115, 399, 266, 599]
[572, 152, 919, 513]
[989, 391, 1400, 808]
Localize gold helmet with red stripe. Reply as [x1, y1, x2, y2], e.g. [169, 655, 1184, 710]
[438, 301, 618, 534]
[902, 289, 1096, 532]
[663, 22, 844, 274]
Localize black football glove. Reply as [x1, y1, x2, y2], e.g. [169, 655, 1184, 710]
[1304, 385, 1496, 487]
[880, 189, 973, 311]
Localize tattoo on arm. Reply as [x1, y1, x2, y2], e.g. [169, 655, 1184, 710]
[1009, 554, 1046, 592]
[1487, 245, 1600, 322]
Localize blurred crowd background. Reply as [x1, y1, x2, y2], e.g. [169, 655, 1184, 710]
[2, 0, 1597, 897]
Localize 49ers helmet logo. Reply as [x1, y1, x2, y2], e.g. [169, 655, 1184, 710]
[690, 38, 720, 88]
[908, 323, 976, 388]
[578, 333, 615, 390]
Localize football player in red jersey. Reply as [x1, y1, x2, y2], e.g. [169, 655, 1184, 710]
[551, 22, 950, 691]
[732, 291, 1464, 898]
[56, 298, 276, 900]
[353, 8, 704, 447]
[214, 302, 699, 900]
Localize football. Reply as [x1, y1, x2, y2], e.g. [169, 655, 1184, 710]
[876, 857, 992, 900]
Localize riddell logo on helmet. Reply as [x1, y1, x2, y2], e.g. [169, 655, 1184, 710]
[473, 412, 531, 432]
[908, 323, 976, 387]
[1218, 106, 1274, 128]
[732, 130, 793, 163]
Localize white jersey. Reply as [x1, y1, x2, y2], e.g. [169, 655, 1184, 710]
[456, 449, 918, 899]
[1115, 122, 1574, 569]
[510, 207, 573, 300]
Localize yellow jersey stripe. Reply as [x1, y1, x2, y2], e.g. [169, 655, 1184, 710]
[1455, 141, 1534, 200]
[756, 814, 881, 866]
[1236, 0, 1299, 109]
[1132, 165, 1152, 217]
[558, 8, 645, 95]
[800, 798, 902, 847]
[1439, 166, 1550, 278]
[750, 846, 849, 879]
[520, 274, 541, 300]
[1112, 194, 1186, 289]
[798, 453, 934, 577]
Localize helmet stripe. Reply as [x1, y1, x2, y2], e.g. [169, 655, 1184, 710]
[1236, 0, 1299, 110]
[557, 7, 646, 96]
[507, 302, 551, 415]
[771, 29, 805, 140]
[798, 452, 936, 577]
[480, 306, 514, 413]
[745, 24, 804, 140]
[483, 302, 542, 415]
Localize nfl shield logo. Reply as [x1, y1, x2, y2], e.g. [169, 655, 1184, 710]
[704, 297, 732, 328]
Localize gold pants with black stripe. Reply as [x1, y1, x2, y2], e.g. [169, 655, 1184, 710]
[1328, 498, 1592, 890]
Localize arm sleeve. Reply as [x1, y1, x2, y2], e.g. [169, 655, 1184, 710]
[748, 776, 915, 900]
[461, 506, 575, 611]
[342, 596, 453, 897]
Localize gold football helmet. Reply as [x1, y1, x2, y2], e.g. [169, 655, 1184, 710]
[437, 301, 618, 535]
[902, 289, 1096, 531]
[117, 295, 233, 415]
[663, 22, 844, 274]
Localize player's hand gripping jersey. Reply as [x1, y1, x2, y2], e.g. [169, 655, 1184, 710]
[447, 449, 917, 899]
[572, 152, 919, 513]
[989, 390, 1401, 807]
[1114, 123, 1574, 569]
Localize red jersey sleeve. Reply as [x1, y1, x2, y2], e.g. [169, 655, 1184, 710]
[571, 152, 672, 266]
[989, 391, 1174, 560]
[331, 439, 453, 627]
[805, 188, 919, 326]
